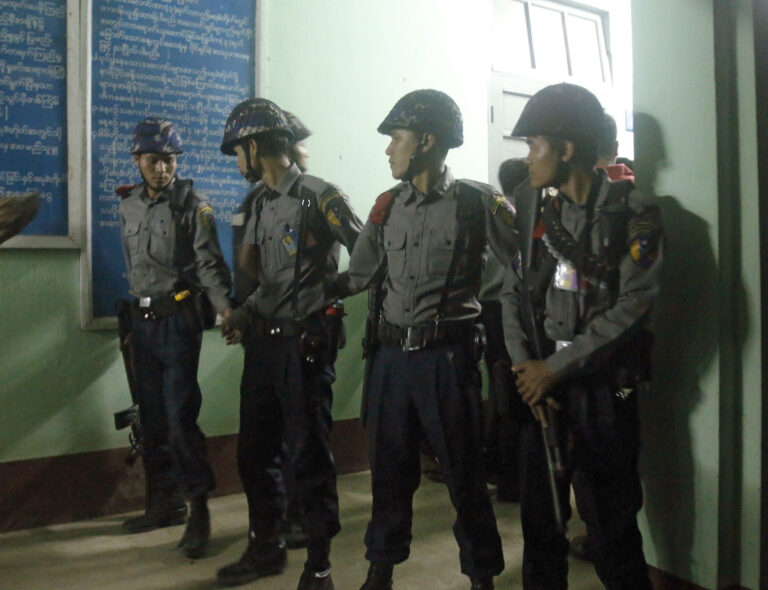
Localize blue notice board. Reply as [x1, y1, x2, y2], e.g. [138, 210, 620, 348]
[0, 0, 68, 236]
[90, 0, 255, 318]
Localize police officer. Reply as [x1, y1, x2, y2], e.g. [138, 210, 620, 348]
[335, 89, 516, 590]
[285, 110, 311, 173]
[118, 117, 232, 558]
[230, 109, 314, 551]
[219, 98, 363, 590]
[500, 83, 662, 589]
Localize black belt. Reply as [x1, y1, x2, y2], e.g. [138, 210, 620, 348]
[378, 320, 475, 351]
[251, 315, 304, 338]
[133, 295, 184, 320]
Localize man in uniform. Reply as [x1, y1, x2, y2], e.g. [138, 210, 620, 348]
[229, 108, 314, 551]
[500, 83, 662, 589]
[285, 111, 312, 173]
[569, 110, 637, 563]
[219, 98, 363, 590]
[118, 117, 232, 558]
[334, 89, 516, 590]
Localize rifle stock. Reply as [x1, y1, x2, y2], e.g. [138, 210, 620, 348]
[360, 282, 382, 426]
[114, 299, 143, 465]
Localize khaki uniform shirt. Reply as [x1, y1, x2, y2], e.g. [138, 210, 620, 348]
[241, 163, 362, 320]
[119, 178, 232, 312]
[338, 167, 518, 327]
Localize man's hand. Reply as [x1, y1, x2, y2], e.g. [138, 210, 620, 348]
[221, 306, 249, 345]
[512, 359, 558, 406]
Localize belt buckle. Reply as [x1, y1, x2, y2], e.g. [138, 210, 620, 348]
[402, 326, 424, 352]
[138, 297, 155, 320]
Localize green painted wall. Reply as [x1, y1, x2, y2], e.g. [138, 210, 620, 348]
[633, 0, 761, 587]
[0, 0, 497, 463]
[0, 1, 762, 587]
[260, 0, 497, 421]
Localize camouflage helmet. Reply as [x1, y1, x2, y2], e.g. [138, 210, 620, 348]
[283, 111, 312, 143]
[512, 83, 604, 143]
[221, 98, 293, 155]
[131, 117, 183, 154]
[378, 89, 463, 148]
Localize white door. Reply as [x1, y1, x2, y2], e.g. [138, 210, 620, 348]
[488, 0, 632, 187]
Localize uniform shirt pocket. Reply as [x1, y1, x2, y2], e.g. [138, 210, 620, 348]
[427, 229, 456, 276]
[256, 225, 272, 271]
[148, 212, 175, 266]
[384, 229, 407, 278]
[122, 220, 141, 256]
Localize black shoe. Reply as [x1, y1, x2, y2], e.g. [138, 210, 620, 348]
[122, 483, 187, 534]
[470, 576, 494, 590]
[122, 503, 187, 533]
[297, 562, 335, 590]
[217, 538, 287, 586]
[177, 499, 209, 559]
[360, 563, 393, 590]
[280, 518, 309, 549]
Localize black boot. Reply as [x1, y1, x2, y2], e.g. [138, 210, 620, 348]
[122, 479, 187, 534]
[297, 561, 335, 590]
[177, 497, 209, 559]
[470, 576, 494, 590]
[217, 536, 287, 586]
[359, 563, 393, 590]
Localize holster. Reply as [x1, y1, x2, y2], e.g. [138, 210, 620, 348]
[300, 306, 345, 368]
[192, 291, 217, 330]
[114, 298, 143, 464]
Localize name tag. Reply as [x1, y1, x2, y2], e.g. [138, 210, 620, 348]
[282, 226, 299, 257]
[231, 212, 246, 227]
[554, 260, 585, 292]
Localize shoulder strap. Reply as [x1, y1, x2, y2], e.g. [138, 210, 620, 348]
[434, 181, 483, 324]
[168, 180, 195, 288]
[290, 185, 316, 317]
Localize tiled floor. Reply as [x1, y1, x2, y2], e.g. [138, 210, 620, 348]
[0, 471, 601, 589]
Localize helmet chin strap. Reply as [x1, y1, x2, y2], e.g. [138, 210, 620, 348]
[547, 160, 571, 190]
[402, 134, 429, 183]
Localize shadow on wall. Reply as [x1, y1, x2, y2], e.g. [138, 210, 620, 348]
[633, 112, 718, 581]
[0, 250, 124, 523]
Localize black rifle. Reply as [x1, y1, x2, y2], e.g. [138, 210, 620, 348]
[114, 299, 143, 465]
[518, 187, 568, 535]
[360, 265, 386, 426]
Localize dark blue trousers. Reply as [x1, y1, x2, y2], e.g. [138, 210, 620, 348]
[519, 388, 651, 589]
[238, 330, 340, 542]
[132, 311, 214, 500]
[364, 343, 504, 580]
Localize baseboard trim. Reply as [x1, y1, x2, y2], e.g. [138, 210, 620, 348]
[0, 417, 369, 533]
[648, 566, 752, 590]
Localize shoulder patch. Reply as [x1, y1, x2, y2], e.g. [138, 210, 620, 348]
[369, 191, 396, 225]
[490, 192, 516, 227]
[628, 206, 662, 269]
[319, 188, 344, 215]
[116, 184, 137, 198]
[198, 203, 215, 228]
